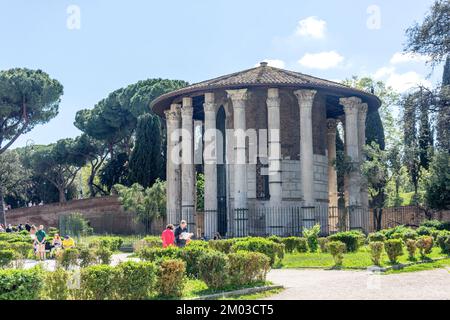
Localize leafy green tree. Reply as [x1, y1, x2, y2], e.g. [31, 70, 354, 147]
[196, 173, 205, 211]
[0, 68, 63, 222]
[115, 180, 166, 231]
[425, 152, 450, 210]
[99, 152, 129, 193]
[405, 0, 450, 66]
[23, 139, 88, 203]
[128, 114, 163, 188]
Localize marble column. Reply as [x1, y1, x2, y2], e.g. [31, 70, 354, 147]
[181, 97, 195, 229]
[267, 88, 282, 205]
[294, 89, 317, 206]
[227, 89, 248, 236]
[203, 93, 218, 237]
[327, 118, 338, 208]
[340, 97, 361, 207]
[165, 104, 181, 224]
[358, 103, 369, 209]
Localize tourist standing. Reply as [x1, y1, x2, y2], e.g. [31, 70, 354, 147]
[35, 225, 47, 260]
[161, 224, 175, 248]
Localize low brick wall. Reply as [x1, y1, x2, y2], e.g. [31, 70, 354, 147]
[5, 196, 148, 235]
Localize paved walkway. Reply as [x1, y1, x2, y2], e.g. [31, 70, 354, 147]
[263, 268, 450, 300]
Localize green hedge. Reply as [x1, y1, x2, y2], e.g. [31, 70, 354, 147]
[281, 237, 308, 253]
[88, 236, 123, 252]
[231, 238, 284, 266]
[79, 265, 117, 300]
[228, 251, 270, 286]
[198, 250, 228, 289]
[327, 231, 365, 252]
[156, 259, 185, 298]
[437, 231, 450, 254]
[115, 261, 157, 300]
[208, 239, 237, 253]
[0, 267, 43, 300]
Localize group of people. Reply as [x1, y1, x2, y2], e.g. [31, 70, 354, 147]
[0, 222, 29, 233]
[161, 220, 194, 248]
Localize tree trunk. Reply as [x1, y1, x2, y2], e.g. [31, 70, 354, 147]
[59, 188, 67, 203]
[0, 189, 6, 226]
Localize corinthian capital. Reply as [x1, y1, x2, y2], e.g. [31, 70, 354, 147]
[181, 97, 193, 118]
[226, 89, 248, 102]
[326, 118, 338, 133]
[203, 92, 216, 114]
[294, 89, 317, 106]
[266, 88, 280, 108]
[340, 96, 362, 115]
[358, 103, 368, 122]
[165, 104, 181, 121]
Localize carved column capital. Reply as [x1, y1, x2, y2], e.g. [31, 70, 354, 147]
[226, 89, 248, 104]
[294, 89, 317, 108]
[358, 103, 368, 123]
[181, 97, 193, 118]
[267, 88, 280, 108]
[165, 104, 181, 121]
[326, 118, 338, 134]
[340, 96, 362, 115]
[203, 93, 216, 114]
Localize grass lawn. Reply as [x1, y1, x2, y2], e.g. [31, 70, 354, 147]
[181, 279, 272, 299]
[218, 288, 283, 300]
[383, 257, 450, 274]
[281, 246, 448, 269]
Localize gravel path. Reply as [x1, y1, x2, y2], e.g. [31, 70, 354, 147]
[263, 268, 450, 300]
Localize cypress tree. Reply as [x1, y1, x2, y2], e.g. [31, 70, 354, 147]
[128, 113, 162, 188]
[437, 56, 450, 152]
[365, 110, 385, 150]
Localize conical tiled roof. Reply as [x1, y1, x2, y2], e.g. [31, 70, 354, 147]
[151, 62, 381, 116]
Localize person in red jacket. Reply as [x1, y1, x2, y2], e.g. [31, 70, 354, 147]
[161, 224, 175, 248]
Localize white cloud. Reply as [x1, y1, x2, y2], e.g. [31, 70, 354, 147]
[255, 59, 286, 69]
[373, 67, 432, 92]
[298, 51, 344, 70]
[390, 52, 431, 65]
[295, 16, 327, 39]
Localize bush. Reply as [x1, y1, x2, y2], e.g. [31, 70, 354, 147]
[380, 225, 416, 240]
[327, 231, 364, 252]
[416, 226, 435, 237]
[326, 241, 346, 267]
[47, 227, 59, 237]
[89, 236, 123, 252]
[208, 239, 236, 254]
[420, 220, 444, 230]
[0, 267, 43, 300]
[79, 246, 97, 268]
[302, 224, 321, 252]
[228, 251, 270, 286]
[156, 259, 185, 298]
[318, 238, 329, 253]
[231, 238, 284, 266]
[95, 246, 113, 265]
[0, 250, 14, 268]
[281, 237, 307, 253]
[416, 236, 434, 258]
[179, 246, 209, 278]
[59, 212, 93, 237]
[115, 261, 156, 300]
[405, 239, 417, 260]
[138, 246, 181, 262]
[384, 239, 403, 264]
[133, 236, 162, 252]
[42, 268, 70, 300]
[198, 250, 229, 290]
[267, 235, 282, 243]
[186, 240, 209, 249]
[10, 241, 33, 259]
[368, 232, 386, 243]
[368, 242, 384, 266]
[436, 231, 450, 254]
[80, 265, 117, 300]
[55, 248, 79, 270]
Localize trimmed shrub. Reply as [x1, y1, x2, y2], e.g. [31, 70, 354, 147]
[436, 231, 450, 254]
[267, 235, 282, 243]
[384, 239, 403, 264]
[42, 268, 70, 300]
[420, 220, 444, 230]
[416, 236, 434, 258]
[0, 250, 14, 268]
[318, 238, 329, 253]
[326, 241, 346, 267]
[79, 246, 97, 268]
[368, 232, 386, 243]
[416, 226, 435, 237]
[369, 242, 384, 266]
[327, 231, 364, 252]
[186, 240, 209, 249]
[228, 251, 270, 286]
[80, 265, 117, 300]
[55, 248, 79, 270]
[156, 259, 185, 298]
[133, 236, 163, 252]
[138, 246, 181, 262]
[95, 246, 113, 265]
[380, 225, 416, 240]
[405, 239, 417, 260]
[198, 250, 229, 290]
[0, 267, 43, 300]
[115, 261, 157, 300]
[179, 246, 209, 278]
[10, 241, 33, 259]
[302, 224, 321, 252]
[89, 236, 123, 252]
[208, 239, 236, 254]
[231, 238, 284, 266]
[281, 237, 307, 253]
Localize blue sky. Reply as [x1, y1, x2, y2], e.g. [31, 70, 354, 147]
[0, 0, 443, 148]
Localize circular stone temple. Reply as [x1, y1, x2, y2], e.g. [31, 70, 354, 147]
[151, 62, 381, 238]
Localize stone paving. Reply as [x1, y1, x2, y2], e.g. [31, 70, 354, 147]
[263, 268, 450, 300]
